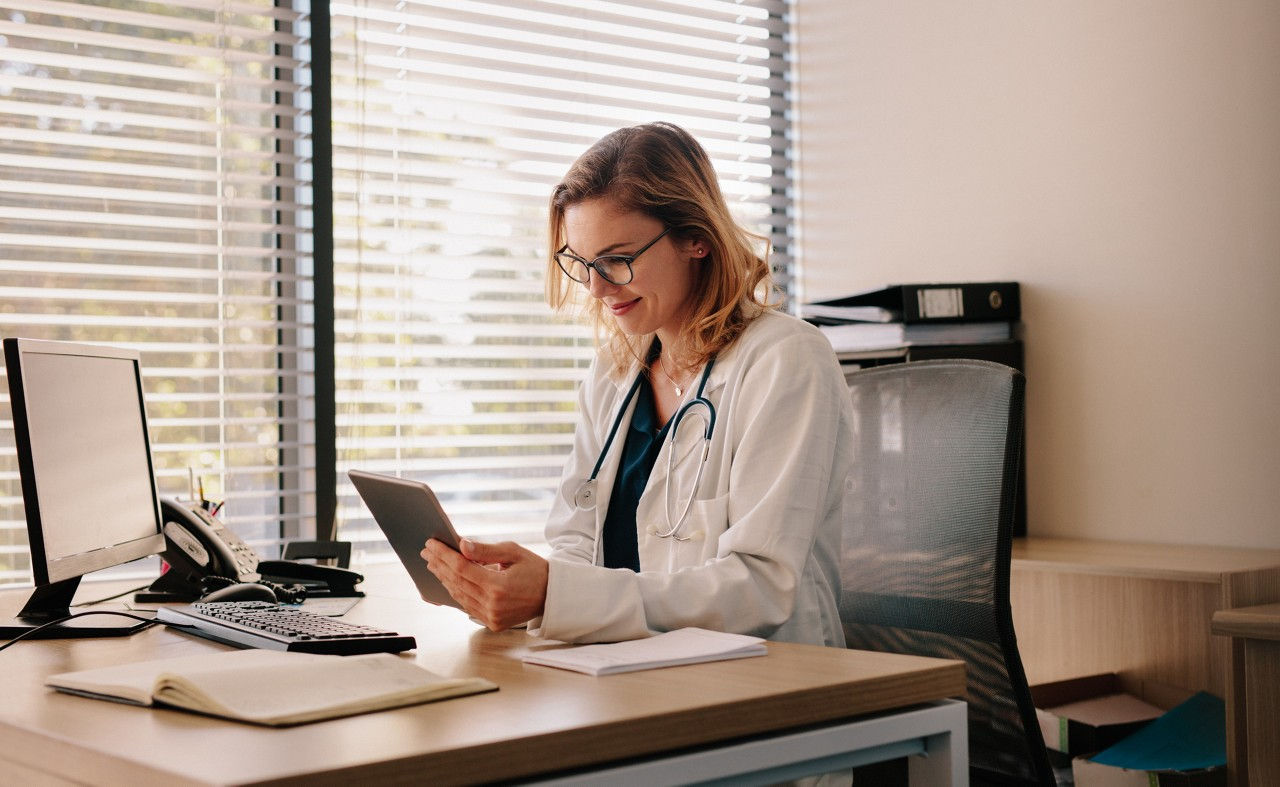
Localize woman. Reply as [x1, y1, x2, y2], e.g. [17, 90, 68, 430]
[422, 122, 854, 646]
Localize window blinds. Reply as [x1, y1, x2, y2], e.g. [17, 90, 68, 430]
[0, 0, 314, 583]
[330, 0, 795, 555]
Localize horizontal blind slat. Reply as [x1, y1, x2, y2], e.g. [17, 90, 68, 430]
[0, 20, 306, 69]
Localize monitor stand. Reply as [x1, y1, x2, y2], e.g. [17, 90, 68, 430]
[0, 576, 152, 640]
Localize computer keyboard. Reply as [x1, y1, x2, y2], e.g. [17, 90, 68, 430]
[155, 601, 416, 655]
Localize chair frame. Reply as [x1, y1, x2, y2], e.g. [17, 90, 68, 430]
[842, 359, 1053, 786]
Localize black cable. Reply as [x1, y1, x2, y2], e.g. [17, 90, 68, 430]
[71, 583, 152, 607]
[0, 610, 196, 654]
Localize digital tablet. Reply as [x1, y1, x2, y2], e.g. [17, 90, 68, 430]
[348, 469, 463, 608]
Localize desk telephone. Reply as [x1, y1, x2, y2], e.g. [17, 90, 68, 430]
[138, 498, 364, 603]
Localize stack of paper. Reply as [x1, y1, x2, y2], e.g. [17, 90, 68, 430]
[818, 320, 1014, 353]
[522, 628, 767, 676]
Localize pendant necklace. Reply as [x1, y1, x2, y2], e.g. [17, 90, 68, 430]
[654, 357, 686, 397]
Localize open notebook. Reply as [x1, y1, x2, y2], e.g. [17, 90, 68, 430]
[48, 649, 496, 726]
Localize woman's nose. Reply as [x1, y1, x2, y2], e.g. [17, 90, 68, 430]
[586, 269, 616, 299]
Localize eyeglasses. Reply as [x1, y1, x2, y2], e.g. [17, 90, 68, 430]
[555, 226, 671, 286]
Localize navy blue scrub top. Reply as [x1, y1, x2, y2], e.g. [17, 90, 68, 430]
[601, 371, 671, 572]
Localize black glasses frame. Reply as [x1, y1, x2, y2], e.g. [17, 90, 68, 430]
[555, 226, 672, 286]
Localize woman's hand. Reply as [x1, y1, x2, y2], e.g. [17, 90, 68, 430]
[420, 538, 548, 632]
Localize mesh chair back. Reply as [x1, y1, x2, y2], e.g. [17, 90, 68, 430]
[840, 360, 1052, 785]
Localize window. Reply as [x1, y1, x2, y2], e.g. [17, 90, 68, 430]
[0, 0, 796, 584]
[0, 0, 314, 584]
[329, 0, 796, 557]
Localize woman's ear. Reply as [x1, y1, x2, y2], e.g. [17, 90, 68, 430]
[681, 237, 709, 262]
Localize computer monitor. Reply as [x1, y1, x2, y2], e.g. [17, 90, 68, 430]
[1, 338, 166, 638]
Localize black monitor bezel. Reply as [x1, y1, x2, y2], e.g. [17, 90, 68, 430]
[4, 337, 166, 586]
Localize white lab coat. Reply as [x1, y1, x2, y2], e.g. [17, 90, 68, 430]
[529, 310, 854, 646]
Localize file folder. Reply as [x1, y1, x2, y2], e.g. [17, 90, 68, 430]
[808, 282, 1020, 324]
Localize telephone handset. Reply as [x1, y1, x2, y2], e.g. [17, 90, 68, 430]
[139, 498, 364, 602]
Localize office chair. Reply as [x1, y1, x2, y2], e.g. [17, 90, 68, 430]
[839, 359, 1055, 786]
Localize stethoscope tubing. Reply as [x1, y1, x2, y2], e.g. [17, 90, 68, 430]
[654, 395, 713, 540]
[573, 355, 717, 542]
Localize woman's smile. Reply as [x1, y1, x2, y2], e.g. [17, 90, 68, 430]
[607, 297, 640, 316]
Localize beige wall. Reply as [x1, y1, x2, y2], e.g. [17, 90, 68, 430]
[793, 1, 1280, 548]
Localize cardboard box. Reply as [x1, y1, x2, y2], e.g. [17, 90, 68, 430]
[1030, 678, 1227, 787]
[1072, 757, 1226, 787]
[1030, 672, 1188, 757]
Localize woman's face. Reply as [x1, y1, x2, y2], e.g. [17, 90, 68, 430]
[562, 197, 703, 346]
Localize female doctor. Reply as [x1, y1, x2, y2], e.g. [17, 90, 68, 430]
[422, 122, 855, 647]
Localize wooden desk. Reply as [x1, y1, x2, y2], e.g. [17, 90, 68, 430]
[0, 574, 967, 786]
[1213, 603, 1280, 786]
[1010, 537, 1280, 785]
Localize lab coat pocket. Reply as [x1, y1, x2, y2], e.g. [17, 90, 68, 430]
[663, 492, 729, 570]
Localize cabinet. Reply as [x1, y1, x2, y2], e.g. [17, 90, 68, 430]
[1010, 538, 1280, 783]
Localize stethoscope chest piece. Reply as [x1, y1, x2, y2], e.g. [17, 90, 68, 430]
[573, 478, 598, 510]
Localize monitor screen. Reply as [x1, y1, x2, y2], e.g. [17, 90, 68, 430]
[2, 338, 164, 637]
[21, 349, 161, 574]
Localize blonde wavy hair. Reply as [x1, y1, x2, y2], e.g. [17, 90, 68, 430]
[546, 122, 776, 377]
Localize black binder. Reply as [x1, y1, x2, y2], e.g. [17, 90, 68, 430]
[809, 282, 1020, 324]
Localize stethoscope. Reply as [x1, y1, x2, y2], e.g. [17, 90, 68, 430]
[572, 356, 717, 541]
